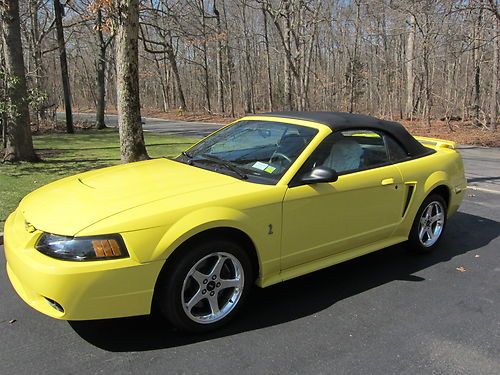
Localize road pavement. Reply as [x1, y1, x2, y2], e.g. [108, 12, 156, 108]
[458, 146, 500, 194]
[67, 112, 222, 138]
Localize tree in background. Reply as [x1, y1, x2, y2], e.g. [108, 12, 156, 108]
[54, 0, 74, 133]
[1, 0, 38, 162]
[115, 0, 148, 162]
[3, 0, 497, 136]
[90, 2, 114, 129]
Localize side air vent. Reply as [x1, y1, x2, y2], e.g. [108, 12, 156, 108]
[402, 185, 415, 217]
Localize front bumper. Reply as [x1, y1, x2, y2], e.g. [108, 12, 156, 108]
[3, 210, 164, 320]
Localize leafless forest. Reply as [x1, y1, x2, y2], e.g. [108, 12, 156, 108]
[1, 0, 499, 161]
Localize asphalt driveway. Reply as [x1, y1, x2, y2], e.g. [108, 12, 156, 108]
[1, 191, 499, 374]
[1, 116, 498, 374]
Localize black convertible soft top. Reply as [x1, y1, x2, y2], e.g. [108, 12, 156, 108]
[261, 111, 431, 157]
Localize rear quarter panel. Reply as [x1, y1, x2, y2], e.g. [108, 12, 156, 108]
[393, 147, 466, 238]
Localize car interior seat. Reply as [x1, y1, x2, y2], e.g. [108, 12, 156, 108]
[323, 138, 364, 172]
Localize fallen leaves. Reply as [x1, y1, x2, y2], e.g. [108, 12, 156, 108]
[456, 266, 467, 272]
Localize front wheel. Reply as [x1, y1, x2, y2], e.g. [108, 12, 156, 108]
[408, 194, 447, 252]
[156, 239, 253, 332]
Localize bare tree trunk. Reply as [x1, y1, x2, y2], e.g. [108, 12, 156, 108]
[199, 0, 211, 113]
[262, 4, 273, 112]
[472, 4, 483, 127]
[302, 3, 320, 111]
[165, 32, 187, 112]
[116, 0, 148, 162]
[95, 8, 107, 129]
[214, 0, 224, 114]
[422, 13, 432, 128]
[462, 52, 470, 122]
[29, 0, 46, 122]
[491, 15, 498, 131]
[406, 13, 416, 120]
[53, 0, 73, 133]
[241, 2, 254, 113]
[283, 3, 292, 110]
[348, 0, 362, 113]
[1, 0, 38, 162]
[221, 0, 235, 117]
[153, 55, 169, 111]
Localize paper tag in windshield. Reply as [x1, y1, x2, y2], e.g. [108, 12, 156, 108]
[264, 166, 276, 173]
[252, 161, 268, 171]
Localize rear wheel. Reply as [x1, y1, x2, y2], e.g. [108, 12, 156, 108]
[156, 239, 253, 332]
[408, 194, 447, 252]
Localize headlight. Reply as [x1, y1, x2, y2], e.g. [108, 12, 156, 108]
[35, 233, 128, 261]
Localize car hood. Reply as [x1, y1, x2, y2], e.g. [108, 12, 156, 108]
[19, 158, 240, 236]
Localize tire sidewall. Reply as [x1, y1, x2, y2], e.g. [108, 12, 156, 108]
[157, 238, 253, 332]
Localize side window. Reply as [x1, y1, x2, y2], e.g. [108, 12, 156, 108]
[295, 129, 408, 185]
[342, 130, 388, 169]
[301, 129, 398, 177]
[384, 135, 409, 162]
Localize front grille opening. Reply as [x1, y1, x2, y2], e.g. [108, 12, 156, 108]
[44, 297, 64, 313]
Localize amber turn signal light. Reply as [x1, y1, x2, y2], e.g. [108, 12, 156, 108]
[92, 239, 123, 258]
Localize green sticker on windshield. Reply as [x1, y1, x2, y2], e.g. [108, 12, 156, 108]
[264, 166, 276, 173]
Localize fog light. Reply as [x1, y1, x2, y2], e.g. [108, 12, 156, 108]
[45, 297, 64, 313]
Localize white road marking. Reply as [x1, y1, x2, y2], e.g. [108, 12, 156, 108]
[467, 186, 500, 195]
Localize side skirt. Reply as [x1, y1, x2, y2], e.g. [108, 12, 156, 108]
[258, 236, 407, 288]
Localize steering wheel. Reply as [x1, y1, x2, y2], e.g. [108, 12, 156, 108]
[269, 152, 292, 165]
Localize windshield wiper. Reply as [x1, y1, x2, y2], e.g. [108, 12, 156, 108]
[194, 154, 248, 180]
[179, 151, 193, 164]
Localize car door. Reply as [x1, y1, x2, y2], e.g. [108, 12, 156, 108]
[281, 129, 406, 270]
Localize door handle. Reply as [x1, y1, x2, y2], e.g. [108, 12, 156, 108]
[381, 178, 395, 186]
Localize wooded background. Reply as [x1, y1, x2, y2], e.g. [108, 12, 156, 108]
[1, 0, 499, 161]
[16, 0, 498, 124]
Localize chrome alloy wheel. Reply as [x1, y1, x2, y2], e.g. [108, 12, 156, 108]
[418, 201, 445, 247]
[181, 252, 244, 324]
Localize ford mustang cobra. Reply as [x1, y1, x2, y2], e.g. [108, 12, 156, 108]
[4, 112, 466, 332]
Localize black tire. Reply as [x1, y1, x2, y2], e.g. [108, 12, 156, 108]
[408, 193, 447, 253]
[155, 238, 254, 332]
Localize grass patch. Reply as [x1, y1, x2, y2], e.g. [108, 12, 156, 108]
[0, 129, 197, 232]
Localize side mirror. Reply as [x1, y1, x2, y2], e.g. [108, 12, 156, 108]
[300, 166, 338, 184]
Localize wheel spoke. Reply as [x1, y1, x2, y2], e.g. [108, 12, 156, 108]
[186, 289, 205, 311]
[219, 277, 241, 290]
[207, 294, 220, 315]
[425, 227, 433, 241]
[419, 225, 427, 240]
[210, 254, 226, 278]
[425, 205, 433, 219]
[431, 212, 444, 223]
[191, 270, 208, 285]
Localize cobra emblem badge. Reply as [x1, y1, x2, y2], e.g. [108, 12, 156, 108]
[24, 220, 36, 233]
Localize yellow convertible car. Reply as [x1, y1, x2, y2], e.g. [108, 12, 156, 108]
[4, 112, 466, 332]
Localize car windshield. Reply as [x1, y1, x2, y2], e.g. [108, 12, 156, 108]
[177, 120, 318, 184]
